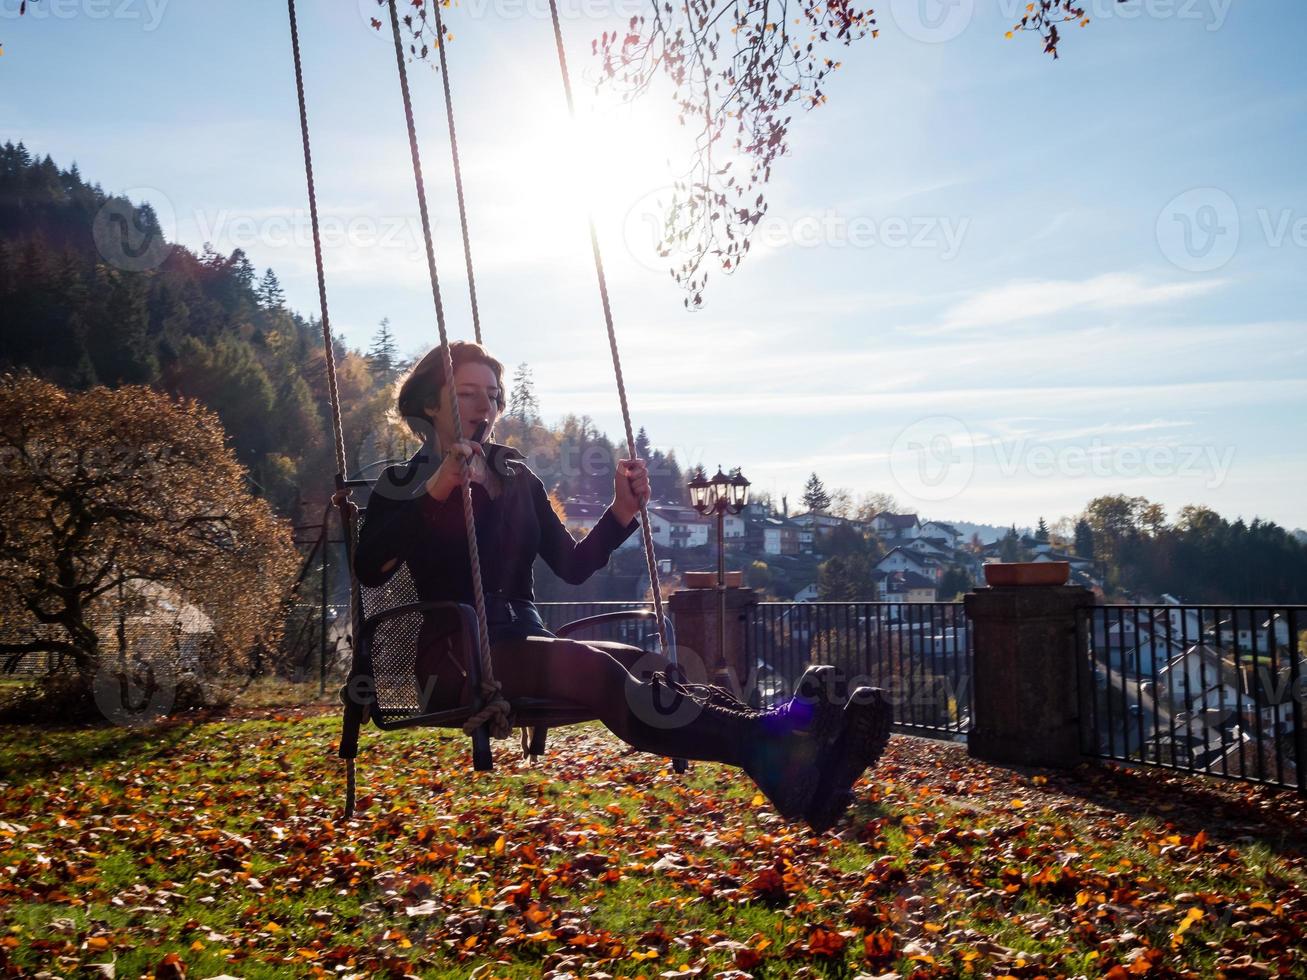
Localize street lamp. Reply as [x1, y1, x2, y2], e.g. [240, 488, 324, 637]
[690, 466, 750, 670]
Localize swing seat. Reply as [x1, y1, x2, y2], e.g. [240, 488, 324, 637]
[341, 552, 675, 771]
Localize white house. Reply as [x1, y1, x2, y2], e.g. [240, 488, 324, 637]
[871, 512, 921, 540]
[792, 582, 819, 602]
[1155, 641, 1300, 778]
[876, 570, 935, 620]
[1157, 644, 1254, 715]
[877, 546, 941, 582]
[756, 517, 801, 556]
[724, 512, 746, 540]
[789, 512, 843, 531]
[919, 520, 961, 549]
[905, 536, 952, 561]
[1032, 549, 1094, 570]
[645, 506, 711, 549]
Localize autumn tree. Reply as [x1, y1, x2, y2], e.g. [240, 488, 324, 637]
[854, 491, 900, 524]
[0, 375, 298, 714]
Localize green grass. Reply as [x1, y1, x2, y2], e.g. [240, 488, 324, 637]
[0, 718, 1304, 978]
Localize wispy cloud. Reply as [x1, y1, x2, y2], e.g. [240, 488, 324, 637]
[926, 273, 1229, 332]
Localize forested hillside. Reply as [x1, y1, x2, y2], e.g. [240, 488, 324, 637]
[0, 143, 688, 520]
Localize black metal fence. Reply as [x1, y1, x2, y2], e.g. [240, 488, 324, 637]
[1079, 604, 1306, 792]
[748, 601, 971, 738]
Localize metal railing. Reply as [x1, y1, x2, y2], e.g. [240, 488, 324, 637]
[748, 601, 971, 738]
[1079, 604, 1306, 792]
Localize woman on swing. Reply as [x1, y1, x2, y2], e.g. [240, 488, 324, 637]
[355, 341, 891, 833]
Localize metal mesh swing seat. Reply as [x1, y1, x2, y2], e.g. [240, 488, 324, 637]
[336, 487, 677, 773]
[285, 0, 680, 817]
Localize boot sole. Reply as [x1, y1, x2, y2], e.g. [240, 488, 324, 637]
[805, 687, 892, 834]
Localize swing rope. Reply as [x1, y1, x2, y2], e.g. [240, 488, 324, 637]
[386, 0, 512, 740]
[429, 0, 483, 346]
[286, 0, 365, 816]
[288, 0, 674, 807]
[287, 0, 347, 480]
[544, 0, 668, 652]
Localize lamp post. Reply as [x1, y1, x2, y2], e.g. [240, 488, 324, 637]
[689, 465, 750, 671]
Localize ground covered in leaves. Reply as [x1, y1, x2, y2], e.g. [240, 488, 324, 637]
[1, 712, 1304, 979]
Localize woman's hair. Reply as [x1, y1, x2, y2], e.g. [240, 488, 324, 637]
[396, 340, 506, 438]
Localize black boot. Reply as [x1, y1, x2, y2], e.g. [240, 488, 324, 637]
[804, 686, 893, 833]
[625, 665, 846, 820]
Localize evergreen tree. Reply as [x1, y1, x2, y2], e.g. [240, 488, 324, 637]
[231, 248, 256, 292]
[634, 426, 652, 463]
[999, 525, 1021, 563]
[1074, 518, 1095, 559]
[802, 472, 831, 514]
[1035, 516, 1050, 543]
[507, 362, 541, 424]
[367, 317, 400, 384]
[256, 268, 285, 310]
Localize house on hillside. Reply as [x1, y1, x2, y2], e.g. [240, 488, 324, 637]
[905, 536, 953, 562]
[724, 512, 746, 540]
[750, 517, 802, 556]
[1031, 548, 1096, 572]
[1091, 612, 1187, 675]
[564, 498, 643, 549]
[871, 512, 921, 541]
[793, 582, 819, 602]
[877, 546, 940, 582]
[1157, 643, 1296, 723]
[563, 498, 608, 533]
[790, 512, 871, 534]
[645, 506, 711, 549]
[873, 569, 935, 619]
[1154, 640, 1300, 778]
[919, 520, 961, 549]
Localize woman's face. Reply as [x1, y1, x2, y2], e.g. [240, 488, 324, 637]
[428, 361, 501, 447]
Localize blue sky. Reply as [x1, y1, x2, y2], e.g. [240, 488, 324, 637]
[3, 0, 1305, 531]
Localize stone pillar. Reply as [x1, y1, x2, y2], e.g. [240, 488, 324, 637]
[668, 586, 758, 688]
[963, 584, 1092, 768]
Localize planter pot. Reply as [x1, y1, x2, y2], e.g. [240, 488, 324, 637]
[684, 570, 744, 589]
[983, 561, 1070, 587]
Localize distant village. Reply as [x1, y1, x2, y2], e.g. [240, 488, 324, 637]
[559, 495, 1104, 605]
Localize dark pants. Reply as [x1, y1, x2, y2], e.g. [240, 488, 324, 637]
[414, 631, 756, 767]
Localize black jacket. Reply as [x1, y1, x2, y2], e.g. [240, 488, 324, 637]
[354, 444, 639, 631]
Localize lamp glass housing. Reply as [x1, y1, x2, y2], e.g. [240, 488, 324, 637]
[709, 468, 731, 512]
[728, 472, 750, 513]
[687, 472, 711, 515]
